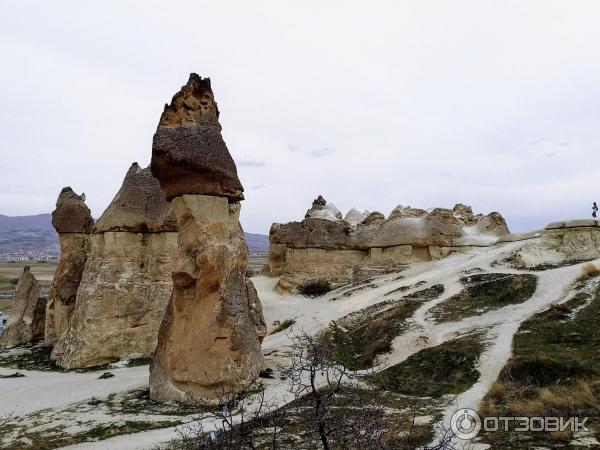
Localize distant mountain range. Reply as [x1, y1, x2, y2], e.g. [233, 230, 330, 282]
[0, 214, 269, 255]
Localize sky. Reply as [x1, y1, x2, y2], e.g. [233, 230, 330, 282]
[1, 1, 600, 234]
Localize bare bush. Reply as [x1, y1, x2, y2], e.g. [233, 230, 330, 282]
[298, 280, 331, 297]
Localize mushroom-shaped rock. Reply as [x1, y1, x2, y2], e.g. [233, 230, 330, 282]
[45, 187, 93, 345]
[149, 74, 265, 404]
[94, 163, 177, 233]
[0, 267, 46, 348]
[52, 187, 93, 233]
[151, 74, 244, 202]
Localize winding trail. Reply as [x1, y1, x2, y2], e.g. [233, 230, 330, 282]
[4, 238, 592, 449]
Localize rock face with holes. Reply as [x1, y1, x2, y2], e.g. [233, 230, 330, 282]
[51, 164, 178, 369]
[149, 74, 266, 403]
[45, 187, 94, 345]
[266, 197, 510, 292]
[0, 267, 47, 348]
[511, 220, 600, 268]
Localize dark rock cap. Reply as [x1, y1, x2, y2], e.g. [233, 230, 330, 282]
[151, 74, 244, 202]
[94, 163, 177, 233]
[52, 187, 94, 233]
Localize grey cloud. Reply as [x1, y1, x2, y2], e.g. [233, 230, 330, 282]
[249, 184, 266, 190]
[238, 159, 266, 167]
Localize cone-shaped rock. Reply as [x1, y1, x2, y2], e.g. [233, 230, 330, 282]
[94, 163, 177, 233]
[150, 74, 266, 403]
[1, 267, 46, 348]
[45, 187, 93, 344]
[151, 74, 244, 202]
[51, 165, 177, 368]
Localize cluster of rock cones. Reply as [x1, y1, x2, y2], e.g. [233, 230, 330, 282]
[0, 74, 266, 403]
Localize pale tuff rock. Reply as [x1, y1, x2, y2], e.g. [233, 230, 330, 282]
[94, 163, 177, 233]
[51, 166, 177, 368]
[149, 75, 265, 403]
[150, 196, 266, 402]
[266, 198, 510, 291]
[45, 187, 93, 345]
[512, 220, 600, 268]
[51, 231, 176, 368]
[343, 208, 368, 227]
[305, 195, 342, 221]
[0, 267, 46, 348]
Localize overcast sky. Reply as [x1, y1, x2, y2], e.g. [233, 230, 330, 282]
[1, 1, 600, 234]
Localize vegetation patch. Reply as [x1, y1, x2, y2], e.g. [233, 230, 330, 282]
[0, 343, 153, 372]
[369, 332, 487, 398]
[319, 285, 444, 369]
[164, 385, 442, 450]
[269, 318, 295, 335]
[298, 280, 331, 297]
[477, 280, 600, 448]
[0, 388, 207, 450]
[0, 342, 58, 371]
[428, 273, 537, 323]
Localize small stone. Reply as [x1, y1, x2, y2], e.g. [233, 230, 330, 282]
[98, 372, 114, 379]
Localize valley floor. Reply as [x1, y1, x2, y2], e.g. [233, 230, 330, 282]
[1, 239, 599, 449]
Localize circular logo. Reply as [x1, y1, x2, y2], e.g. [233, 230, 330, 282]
[450, 408, 481, 440]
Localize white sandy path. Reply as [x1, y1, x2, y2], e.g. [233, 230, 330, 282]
[0, 365, 149, 416]
[59, 243, 531, 449]
[9, 238, 569, 450]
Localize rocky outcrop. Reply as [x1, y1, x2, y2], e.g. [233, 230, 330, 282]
[51, 187, 94, 233]
[51, 165, 177, 369]
[151, 74, 244, 202]
[149, 74, 266, 403]
[45, 187, 93, 344]
[0, 267, 46, 348]
[266, 197, 510, 291]
[511, 220, 600, 268]
[305, 195, 342, 221]
[93, 163, 177, 233]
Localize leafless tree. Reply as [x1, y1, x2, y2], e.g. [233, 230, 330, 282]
[172, 379, 282, 450]
[170, 329, 458, 450]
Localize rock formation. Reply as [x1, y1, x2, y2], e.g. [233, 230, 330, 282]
[51, 164, 178, 368]
[266, 196, 510, 292]
[45, 187, 93, 345]
[511, 220, 600, 268]
[0, 267, 47, 348]
[149, 74, 266, 403]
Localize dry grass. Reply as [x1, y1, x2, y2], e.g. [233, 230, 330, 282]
[481, 380, 599, 418]
[577, 262, 600, 281]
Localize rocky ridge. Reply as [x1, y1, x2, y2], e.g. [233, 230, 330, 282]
[266, 196, 509, 291]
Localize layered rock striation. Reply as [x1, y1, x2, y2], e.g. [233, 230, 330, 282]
[51, 164, 178, 368]
[266, 197, 510, 291]
[149, 74, 266, 403]
[0, 267, 47, 348]
[45, 187, 93, 344]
